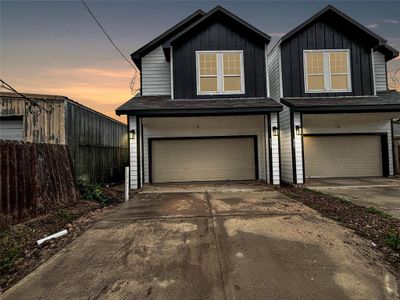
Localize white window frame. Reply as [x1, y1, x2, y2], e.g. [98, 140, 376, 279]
[303, 49, 352, 93]
[196, 50, 245, 95]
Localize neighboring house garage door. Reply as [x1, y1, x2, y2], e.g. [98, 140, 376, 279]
[0, 117, 23, 141]
[150, 137, 256, 183]
[304, 135, 383, 178]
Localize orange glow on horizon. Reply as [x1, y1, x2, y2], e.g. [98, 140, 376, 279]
[3, 66, 140, 123]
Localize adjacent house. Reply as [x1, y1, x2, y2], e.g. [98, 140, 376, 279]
[117, 7, 283, 188]
[117, 5, 400, 189]
[394, 122, 400, 174]
[267, 5, 400, 184]
[1, 92, 128, 183]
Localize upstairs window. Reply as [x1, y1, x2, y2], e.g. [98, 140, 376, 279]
[304, 50, 351, 93]
[196, 51, 244, 95]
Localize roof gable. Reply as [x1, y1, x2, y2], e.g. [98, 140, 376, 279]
[281, 5, 386, 47]
[130, 9, 205, 70]
[163, 6, 270, 50]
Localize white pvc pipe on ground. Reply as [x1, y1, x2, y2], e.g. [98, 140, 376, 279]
[37, 229, 68, 245]
[125, 166, 129, 202]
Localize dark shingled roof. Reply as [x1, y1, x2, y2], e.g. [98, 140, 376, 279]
[280, 91, 400, 113]
[116, 96, 282, 116]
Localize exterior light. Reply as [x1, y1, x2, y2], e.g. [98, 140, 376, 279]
[272, 126, 279, 136]
[295, 125, 302, 135]
[129, 129, 135, 139]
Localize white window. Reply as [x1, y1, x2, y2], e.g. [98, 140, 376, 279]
[196, 51, 245, 95]
[304, 50, 351, 93]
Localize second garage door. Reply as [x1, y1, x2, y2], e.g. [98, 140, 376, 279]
[304, 135, 383, 178]
[151, 137, 256, 183]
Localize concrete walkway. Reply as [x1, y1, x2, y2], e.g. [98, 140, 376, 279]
[2, 182, 398, 300]
[307, 177, 400, 218]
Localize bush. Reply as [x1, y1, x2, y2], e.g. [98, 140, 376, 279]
[386, 234, 400, 251]
[78, 181, 112, 207]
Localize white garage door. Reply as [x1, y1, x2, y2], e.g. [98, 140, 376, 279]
[304, 135, 382, 178]
[151, 137, 256, 183]
[0, 117, 23, 141]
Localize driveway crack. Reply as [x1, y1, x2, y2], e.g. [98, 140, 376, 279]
[205, 190, 227, 300]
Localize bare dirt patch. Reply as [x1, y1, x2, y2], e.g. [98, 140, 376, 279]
[279, 186, 400, 279]
[0, 186, 124, 292]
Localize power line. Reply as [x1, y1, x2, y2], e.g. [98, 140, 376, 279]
[0, 79, 52, 115]
[80, 0, 138, 72]
[80, 0, 140, 94]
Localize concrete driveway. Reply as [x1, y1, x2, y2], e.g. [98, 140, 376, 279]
[307, 177, 400, 218]
[3, 182, 398, 300]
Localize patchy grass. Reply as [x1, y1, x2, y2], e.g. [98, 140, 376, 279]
[279, 185, 400, 276]
[366, 207, 391, 219]
[0, 229, 22, 275]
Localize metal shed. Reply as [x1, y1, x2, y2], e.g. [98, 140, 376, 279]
[0, 92, 128, 184]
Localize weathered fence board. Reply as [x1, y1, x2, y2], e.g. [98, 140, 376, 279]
[0, 141, 79, 227]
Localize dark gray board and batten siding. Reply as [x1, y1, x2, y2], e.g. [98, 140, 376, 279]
[173, 21, 267, 99]
[281, 20, 374, 98]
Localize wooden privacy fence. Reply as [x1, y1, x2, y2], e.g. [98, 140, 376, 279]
[0, 141, 79, 227]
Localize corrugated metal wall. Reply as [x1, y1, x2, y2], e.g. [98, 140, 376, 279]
[65, 101, 128, 184]
[0, 95, 66, 144]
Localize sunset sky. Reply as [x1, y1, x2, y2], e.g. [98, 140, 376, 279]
[1, 1, 399, 123]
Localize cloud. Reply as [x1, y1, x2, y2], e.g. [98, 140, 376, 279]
[269, 32, 286, 37]
[382, 19, 399, 24]
[7, 65, 140, 122]
[366, 24, 378, 29]
[46, 67, 134, 79]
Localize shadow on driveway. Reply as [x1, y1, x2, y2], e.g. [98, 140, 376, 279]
[2, 181, 398, 300]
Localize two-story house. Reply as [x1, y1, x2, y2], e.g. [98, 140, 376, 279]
[116, 7, 283, 189]
[268, 5, 400, 184]
[117, 5, 400, 189]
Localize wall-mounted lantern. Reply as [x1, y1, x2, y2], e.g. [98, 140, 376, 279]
[272, 126, 279, 137]
[295, 125, 302, 135]
[129, 129, 136, 139]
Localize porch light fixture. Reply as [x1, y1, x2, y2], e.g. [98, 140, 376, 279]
[272, 126, 279, 136]
[129, 129, 136, 139]
[295, 125, 302, 135]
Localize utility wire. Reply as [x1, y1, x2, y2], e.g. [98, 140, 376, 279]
[0, 79, 52, 115]
[80, 0, 139, 73]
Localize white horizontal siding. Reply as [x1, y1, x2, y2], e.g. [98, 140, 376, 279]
[279, 106, 293, 183]
[142, 46, 171, 96]
[268, 45, 281, 101]
[269, 112, 280, 184]
[373, 51, 387, 92]
[303, 113, 397, 176]
[128, 115, 138, 189]
[293, 112, 304, 184]
[142, 116, 267, 183]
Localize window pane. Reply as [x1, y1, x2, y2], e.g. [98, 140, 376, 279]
[307, 75, 324, 91]
[223, 76, 241, 92]
[200, 77, 218, 92]
[330, 51, 348, 74]
[223, 53, 241, 75]
[306, 52, 324, 74]
[331, 74, 348, 90]
[199, 53, 217, 76]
